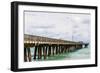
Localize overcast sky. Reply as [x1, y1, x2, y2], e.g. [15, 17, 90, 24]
[24, 11, 91, 43]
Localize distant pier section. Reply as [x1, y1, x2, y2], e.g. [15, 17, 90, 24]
[24, 34, 89, 62]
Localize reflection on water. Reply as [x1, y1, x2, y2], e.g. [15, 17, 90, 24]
[30, 45, 90, 61]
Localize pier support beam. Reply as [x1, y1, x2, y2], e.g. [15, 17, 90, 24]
[48, 45, 51, 56]
[52, 46, 55, 56]
[38, 45, 42, 59]
[24, 48, 27, 62]
[34, 46, 37, 60]
[43, 46, 47, 59]
[27, 48, 32, 62]
[56, 45, 58, 54]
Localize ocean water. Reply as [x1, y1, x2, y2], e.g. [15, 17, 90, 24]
[30, 45, 90, 61]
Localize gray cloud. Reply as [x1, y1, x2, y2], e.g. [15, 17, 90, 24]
[24, 11, 91, 43]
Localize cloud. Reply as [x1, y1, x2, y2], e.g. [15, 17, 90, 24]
[24, 11, 91, 43]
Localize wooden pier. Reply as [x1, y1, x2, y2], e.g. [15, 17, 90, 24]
[24, 34, 88, 62]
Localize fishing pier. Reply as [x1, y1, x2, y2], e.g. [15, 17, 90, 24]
[24, 34, 88, 62]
